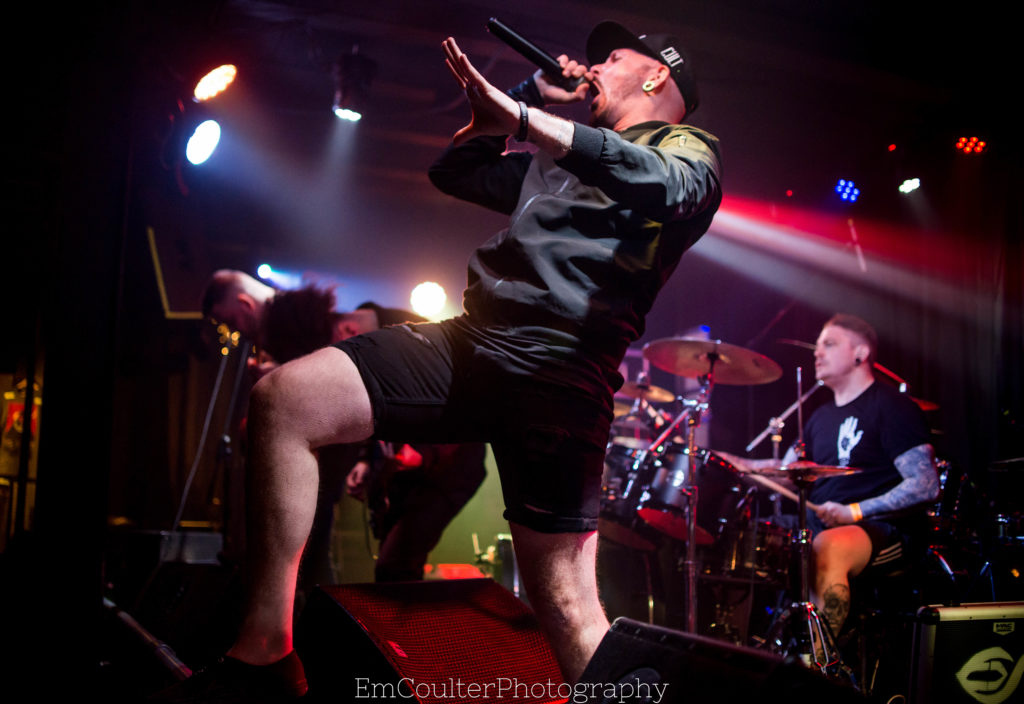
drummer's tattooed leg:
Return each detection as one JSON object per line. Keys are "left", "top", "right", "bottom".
{"left": 821, "top": 583, "right": 850, "bottom": 635}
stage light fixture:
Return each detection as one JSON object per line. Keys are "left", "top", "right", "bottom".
{"left": 411, "top": 281, "right": 446, "bottom": 318}
{"left": 185, "top": 119, "right": 221, "bottom": 165}
{"left": 835, "top": 179, "right": 860, "bottom": 203}
{"left": 256, "top": 264, "right": 301, "bottom": 290}
{"left": 332, "top": 46, "right": 377, "bottom": 122}
{"left": 955, "top": 136, "right": 987, "bottom": 154}
{"left": 899, "top": 178, "right": 921, "bottom": 194}
{"left": 194, "top": 64, "right": 237, "bottom": 102}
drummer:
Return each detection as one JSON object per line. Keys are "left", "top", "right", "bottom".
{"left": 718, "top": 314, "right": 940, "bottom": 637}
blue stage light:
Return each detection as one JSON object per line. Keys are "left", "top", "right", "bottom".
{"left": 835, "top": 179, "right": 860, "bottom": 203}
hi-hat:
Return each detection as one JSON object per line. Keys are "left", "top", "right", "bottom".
{"left": 643, "top": 338, "right": 782, "bottom": 385}
{"left": 750, "top": 460, "right": 861, "bottom": 480}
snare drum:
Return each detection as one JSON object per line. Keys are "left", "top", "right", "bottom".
{"left": 714, "top": 519, "right": 793, "bottom": 584}
{"left": 636, "top": 446, "right": 746, "bottom": 545}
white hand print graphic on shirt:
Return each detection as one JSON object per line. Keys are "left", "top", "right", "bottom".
{"left": 836, "top": 416, "right": 864, "bottom": 467}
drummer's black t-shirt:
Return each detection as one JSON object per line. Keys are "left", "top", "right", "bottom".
{"left": 804, "top": 381, "right": 930, "bottom": 506}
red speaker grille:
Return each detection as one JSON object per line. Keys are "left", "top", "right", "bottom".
{"left": 319, "top": 579, "right": 567, "bottom": 704}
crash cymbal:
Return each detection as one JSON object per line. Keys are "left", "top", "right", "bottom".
{"left": 615, "top": 381, "right": 675, "bottom": 403}
{"left": 613, "top": 401, "right": 633, "bottom": 417}
{"left": 642, "top": 338, "right": 783, "bottom": 385}
{"left": 776, "top": 338, "right": 816, "bottom": 351}
{"left": 911, "top": 396, "right": 939, "bottom": 411}
{"left": 751, "top": 460, "right": 861, "bottom": 480}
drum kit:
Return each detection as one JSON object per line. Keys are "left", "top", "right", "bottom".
{"left": 598, "top": 336, "right": 869, "bottom": 676}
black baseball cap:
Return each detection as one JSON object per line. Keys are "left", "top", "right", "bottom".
{"left": 586, "top": 20, "right": 699, "bottom": 114}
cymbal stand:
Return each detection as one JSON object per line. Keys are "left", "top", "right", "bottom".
{"left": 794, "top": 367, "right": 806, "bottom": 461}
{"left": 768, "top": 369, "right": 846, "bottom": 678}
{"left": 744, "top": 380, "right": 825, "bottom": 453}
{"left": 639, "top": 358, "right": 716, "bottom": 633}
{"left": 770, "top": 472, "right": 846, "bottom": 676}
{"left": 681, "top": 371, "right": 712, "bottom": 634}
{"left": 768, "top": 417, "right": 785, "bottom": 519}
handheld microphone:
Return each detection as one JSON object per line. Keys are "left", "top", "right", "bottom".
{"left": 486, "top": 17, "right": 584, "bottom": 91}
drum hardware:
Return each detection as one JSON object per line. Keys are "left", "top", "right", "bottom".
{"left": 612, "top": 401, "right": 632, "bottom": 418}
{"left": 757, "top": 461, "right": 860, "bottom": 676}
{"left": 602, "top": 367, "right": 689, "bottom": 551}
{"left": 750, "top": 366, "right": 858, "bottom": 677}
{"left": 636, "top": 445, "right": 745, "bottom": 545}
{"left": 642, "top": 337, "right": 783, "bottom": 386}
{"left": 871, "top": 360, "right": 940, "bottom": 411}
{"left": 615, "top": 380, "right": 675, "bottom": 404}
{"left": 745, "top": 380, "right": 825, "bottom": 454}
{"left": 776, "top": 338, "right": 939, "bottom": 412}
{"left": 638, "top": 338, "right": 784, "bottom": 634}
{"left": 600, "top": 339, "right": 786, "bottom": 634}
{"left": 714, "top": 517, "right": 793, "bottom": 585}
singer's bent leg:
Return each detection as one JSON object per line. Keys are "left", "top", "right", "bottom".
{"left": 228, "top": 346, "right": 374, "bottom": 664}
{"left": 509, "top": 523, "right": 609, "bottom": 683}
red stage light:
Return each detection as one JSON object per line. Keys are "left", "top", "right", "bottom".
{"left": 956, "top": 136, "right": 987, "bottom": 154}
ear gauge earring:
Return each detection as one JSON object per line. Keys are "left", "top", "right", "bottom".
{"left": 642, "top": 80, "right": 656, "bottom": 93}
{"left": 855, "top": 357, "right": 862, "bottom": 366}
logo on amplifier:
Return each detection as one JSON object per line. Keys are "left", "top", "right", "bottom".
{"left": 994, "top": 621, "right": 1016, "bottom": 635}
{"left": 956, "top": 647, "right": 1024, "bottom": 704}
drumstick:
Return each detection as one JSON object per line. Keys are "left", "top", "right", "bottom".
{"left": 746, "top": 473, "right": 820, "bottom": 512}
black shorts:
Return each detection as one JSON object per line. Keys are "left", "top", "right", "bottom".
{"left": 333, "top": 318, "right": 613, "bottom": 534}
{"left": 804, "top": 511, "right": 920, "bottom": 572}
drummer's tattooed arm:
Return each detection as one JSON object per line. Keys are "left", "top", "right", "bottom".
{"left": 858, "top": 443, "right": 940, "bottom": 518}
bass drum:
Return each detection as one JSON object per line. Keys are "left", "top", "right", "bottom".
{"left": 599, "top": 436, "right": 660, "bottom": 552}
{"left": 636, "top": 446, "right": 746, "bottom": 545}
{"left": 714, "top": 519, "right": 793, "bottom": 585}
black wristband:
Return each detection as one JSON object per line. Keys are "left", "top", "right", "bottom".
{"left": 515, "top": 101, "right": 529, "bottom": 142}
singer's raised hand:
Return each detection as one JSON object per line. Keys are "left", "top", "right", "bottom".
{"left": 442, "top": 37, "right": 519, "bottom": 145}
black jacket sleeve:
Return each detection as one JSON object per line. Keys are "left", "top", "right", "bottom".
{"left": 426, "top": 78, "right": 544, "bottom": 215}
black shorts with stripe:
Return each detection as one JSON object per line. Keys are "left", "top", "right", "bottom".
{"left": 805, "top": 511, "right": 927, "bottom": 573}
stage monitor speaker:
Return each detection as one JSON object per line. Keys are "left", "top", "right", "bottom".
{"left": 295, "top": 578, "right": 564, "bottom": 703}
{"left": 910, "top": 601, "right": 1024, "bottom": 704}
{"left": 577, "top": 618, "right": 862, "bottom": 704}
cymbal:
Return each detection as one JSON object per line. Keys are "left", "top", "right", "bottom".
{"left": 642, "top": 338, "right": 783, "bottom": 385}
{"left": 776, "top": 338, "right": 816, "bottom": 351}
{"left": 609, "top": 413, "right": 654, "bottom": 438}
{"left": 615, "top": 381, "right": 675, "bottom": 403}
{"left": 751, "top": 460, "right": 861, "bottom": 480}
{"left": 911, "top": 396, "right": 939, "bottom": 411}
